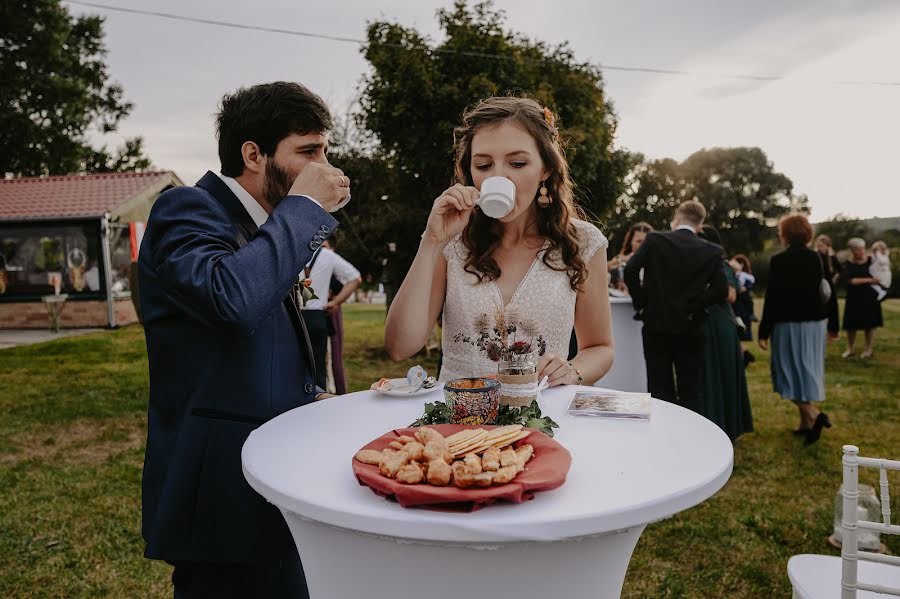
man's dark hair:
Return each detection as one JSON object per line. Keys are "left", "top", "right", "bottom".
{"left": 216, "top": 82, "right": 332, "bottom": 176}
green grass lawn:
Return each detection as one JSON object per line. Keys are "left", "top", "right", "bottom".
{"left": 1, "top": 301, "right": 897, "bottom": 598}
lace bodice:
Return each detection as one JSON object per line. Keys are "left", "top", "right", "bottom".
{"left": 439, "top": 220, "right": 608, "bottom": 381}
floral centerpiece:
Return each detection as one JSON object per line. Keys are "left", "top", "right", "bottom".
{"left": 453, "top": 307, "right": 546, "bottom": 407}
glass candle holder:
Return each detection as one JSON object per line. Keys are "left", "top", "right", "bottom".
{"left": 443, "top": 378, "right": 500, "bottom": 425}
{"left": 832, "top": 483, "right": 883, "bottom": 550}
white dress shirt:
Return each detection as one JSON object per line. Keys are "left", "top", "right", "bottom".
{"left": 215, "top": 173, "right": 324, "bottom": 228}
{"left": 676, "top": 224, "right": 697, "bottom": 233}
{"left": 302, "top": 248, "right": 361, "bottom": 311}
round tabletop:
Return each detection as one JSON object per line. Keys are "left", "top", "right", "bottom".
{"left": 242, "top": 385, "right": 733, "bottom": 544}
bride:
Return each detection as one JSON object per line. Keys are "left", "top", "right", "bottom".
{"left": 384, "top": 96, "right": 614, "bottom": 387}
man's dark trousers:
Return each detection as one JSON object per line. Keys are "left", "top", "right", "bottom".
{"left": 302, "top": 309, "right": 329, "bottom": 390}
{"left": 641, "top": 328, "right": 704, "bottom": 414}
{"left": 171, "top": 555, "right": 307, "bottom": 599}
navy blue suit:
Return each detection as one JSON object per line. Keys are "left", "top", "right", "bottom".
{"left": 139, "top": 171, "right": 337, "bottom": 567}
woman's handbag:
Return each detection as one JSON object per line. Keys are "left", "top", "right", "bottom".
{"left": 817, "top": 254, "right": 832, "bottom": 304}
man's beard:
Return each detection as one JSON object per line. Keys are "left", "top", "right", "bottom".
{"left": 262, "top": 158, "right": 293, "bottom": 209}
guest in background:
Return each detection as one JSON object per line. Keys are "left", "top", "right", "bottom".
{"left": 869, "top": 240, "right": 892, "bottom": 301}
{"left": 698, "top": 226, "right": 753, "bottom": 442}
{"left": 322, "top": 237, "right": 358, "bottom": 395}
{"left": 357, "top": 273, "right": 376, "bottom": 303}
{"left": 728, "top": 254, "right": 755, "bottom": 341}
{"left": 608, "top": 221, "right": 653, "bottom": 293}
{"left": 625, "top": 201, "right": 727, "bottom": 413}
{"left": 758, "top": 214, "right": 830, "bottom": 445}
{"left": 842, "top": 238, "right": 883, "bottom": 358}
{"left": 814, "top": 234, "right": 843, "bottom": 340}
{"left": 301, "top": 238, "right": 362, "bottom": 390}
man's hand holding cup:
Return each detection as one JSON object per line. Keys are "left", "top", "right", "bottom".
{"left": 289, "top": 161, "right": 351, "bottom": 213}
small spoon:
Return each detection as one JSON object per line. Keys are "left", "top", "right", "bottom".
{"left": 409, "top": 376, "right": 437, "bottom": 393}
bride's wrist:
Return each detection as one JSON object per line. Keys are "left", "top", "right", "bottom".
{"left": 420, "top": 231, "right": 447, "bottom": 250}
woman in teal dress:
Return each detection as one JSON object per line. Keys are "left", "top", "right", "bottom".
{"left": 698, "top": 226, "right": 754, "bottom": 441}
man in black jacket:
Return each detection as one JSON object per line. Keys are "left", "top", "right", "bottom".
{"left": 624, "top": 200, "right": 727, "bottom": 412}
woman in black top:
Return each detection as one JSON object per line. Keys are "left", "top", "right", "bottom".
{"left": 842, "top": 237, "right": 883, "bottom": 358}
{"left": 759, "top": 215, "right": 830, "bottom": 445}
{"left": 814, "top": 234, "right": 843, "bottom": 340}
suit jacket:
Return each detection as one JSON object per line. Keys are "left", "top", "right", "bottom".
{"left": 623, "top": 229, "right": 727, "bottom": 334}
{"left": 139, "top": 171, "right": 338, "bottom": 563}
{"left": 758, "top": 244, "right": 828, "bottom": 340}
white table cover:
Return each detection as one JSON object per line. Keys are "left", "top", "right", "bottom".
{"left": 597, "top": 296, "right": 647, "bottom": 392}
{"left": 243, "top": 386, "right": 732, "bottom": 598}
{"left": 243, "top": 385, "right": 731, "bottom": 543}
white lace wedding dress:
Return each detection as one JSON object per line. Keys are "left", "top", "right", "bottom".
{"left": 439, "top": 220, "right": 608, "bottom": 381}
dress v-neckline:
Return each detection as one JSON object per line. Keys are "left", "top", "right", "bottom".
{"left": 490, "top": 242, "right": 548, "bottom": 309}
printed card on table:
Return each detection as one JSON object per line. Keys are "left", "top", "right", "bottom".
{"left": 567, "top": 390, "right": 652, "bottom": 420}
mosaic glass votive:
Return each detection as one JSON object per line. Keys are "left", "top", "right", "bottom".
{"left": 443, "top": 378, "right": 501, "bottom": 425}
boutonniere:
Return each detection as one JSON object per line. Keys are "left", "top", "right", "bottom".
{"left": 297, "top": 277, "right": 318, "bottom": 306}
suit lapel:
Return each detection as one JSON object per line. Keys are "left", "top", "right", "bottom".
{"left": 197, "top": 171, "right": 258, "bottom": 239}
{"left": 197, "top": 171, "right": 317, "bottom": 380}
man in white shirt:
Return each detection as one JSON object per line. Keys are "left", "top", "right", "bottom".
{"left": 301, "top": 238, "right": 361, "bottom": 389}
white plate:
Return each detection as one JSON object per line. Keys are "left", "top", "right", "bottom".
{"left": 376, "top": 378, "right": 443, "bottom": 398}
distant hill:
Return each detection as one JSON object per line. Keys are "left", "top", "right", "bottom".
{"left": 812, "top": 216, "right": 900, "bottom": 233}
{"left": 863, "top": 216, "right": 900, "bottom": 233}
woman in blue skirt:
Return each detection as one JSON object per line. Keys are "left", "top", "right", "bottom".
{"left": 758, "top": 214, "right": 830, "bottom": 445}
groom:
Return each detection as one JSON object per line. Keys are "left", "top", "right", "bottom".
{"left": 139, "top": 82, "right": 350, "bottom": 598}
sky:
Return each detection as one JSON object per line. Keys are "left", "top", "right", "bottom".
{"left": 66, "top": 0, "right": 900, "bottom": 220}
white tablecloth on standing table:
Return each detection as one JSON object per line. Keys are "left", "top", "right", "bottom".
{"left": 242, "top": 385, "right": 732, "bottom": 599}
{"left": 597, "top": 296, "right": 647, "bottom": 392}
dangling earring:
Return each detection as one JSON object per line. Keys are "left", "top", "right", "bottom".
{"left": 537, "top": 181, "right": 552, "bottom": 207}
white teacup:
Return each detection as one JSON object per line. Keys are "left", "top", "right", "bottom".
{"left": 477, "top": 176, "right": 516, "bottom": 219}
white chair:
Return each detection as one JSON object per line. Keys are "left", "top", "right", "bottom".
{"left": 788, "top": 445, "right": 900, "bottom": 598}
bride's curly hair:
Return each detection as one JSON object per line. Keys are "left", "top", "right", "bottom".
{"left": 452, "top": 96, "right": 587, "bottom": 291}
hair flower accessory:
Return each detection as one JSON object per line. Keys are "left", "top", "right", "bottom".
{"left": 542, "top": 106, "right": 556, "bottom": 126}
{"left": 542, "top": 106, "right": 559, "bottom": 139}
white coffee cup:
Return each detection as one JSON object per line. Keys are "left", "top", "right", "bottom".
{"left": 477, "top": 176, "right": 516, "bottom": 219}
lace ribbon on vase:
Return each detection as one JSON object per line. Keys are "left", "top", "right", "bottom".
{"left": 500, "top": 376, "right": 549, "bottom": 400}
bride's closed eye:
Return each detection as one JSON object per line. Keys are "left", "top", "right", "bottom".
{"left": 473, "top": 161, "right": 528, "bottom": 171}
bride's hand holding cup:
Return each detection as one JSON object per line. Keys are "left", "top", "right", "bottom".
{"left": 422, "top": 184, "right": 479, "bottom": 246}
{"left": 423, "top": 177, "right": 517, "bottom": 246}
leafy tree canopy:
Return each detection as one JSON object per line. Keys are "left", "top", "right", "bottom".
{"left": 353, "top": 0, "right": 632, "bottom": 283}
{"left": 605, "top": 147, "right": 807, "bottom": 255}
{"left": 0, "top": 0, "right": 150, "bottom": 176}
{"left": 815, "top": 213, "right": 873, "bottom": 251}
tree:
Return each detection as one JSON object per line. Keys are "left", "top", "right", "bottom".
{"left": 0, "top": 0, "right": 150, "bottom": 176}
{"left": 681, "top": 147, "right": 806, "bottom": 255}
{"left": 605, "top": 147, "right": 806, "bottom": 256}
{"left": 357, "top": 1, "right": 631, "bottom": 286}
{"left": 602, "top": 156, "right": 684, "bottom": 252}
{"left": 815, "top": 214, "right": 872, "bottom": 251}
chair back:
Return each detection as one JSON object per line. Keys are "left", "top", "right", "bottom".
{"left": 841, "top": 445, "right": 900, "bottom": 598}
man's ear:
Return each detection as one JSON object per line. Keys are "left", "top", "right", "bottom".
{"left": 241, "top": 141, "right": 264, "bottom": 175}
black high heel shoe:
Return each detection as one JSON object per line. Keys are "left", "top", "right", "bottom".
{"left": 804, "top": 413, "right": 832, "bottom": 445}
